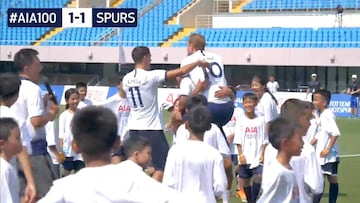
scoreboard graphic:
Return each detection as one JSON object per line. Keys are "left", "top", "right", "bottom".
{"left": 7, "top": 8, "right": 137, "bottom": 28}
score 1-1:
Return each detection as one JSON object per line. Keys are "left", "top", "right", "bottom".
{"left": 62, "top": 8, "right": 92, "bottom": 28}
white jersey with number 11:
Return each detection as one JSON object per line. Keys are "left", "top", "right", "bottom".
{"left": 123, "top": 68, "right": 166, "bottom": 130}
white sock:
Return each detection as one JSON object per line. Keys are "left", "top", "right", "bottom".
{"left": 222, "top": 190, "right": 230, "bottom": 203}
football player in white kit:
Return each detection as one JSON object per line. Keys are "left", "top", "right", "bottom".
{"left": 123, "top": 46, "right": 209, "bottom": 182}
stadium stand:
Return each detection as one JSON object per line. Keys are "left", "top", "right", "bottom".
{"left": 1, "top": 0, "right": 359, "bottom": 48}
{"left": 242, "top": 0, "right": 359, "bottom": 11}
{"left": 0, "top": 0, "right": 70, "bottom": 45}
{"left": 174, "top": 27, "right": 360, "bottom": 48}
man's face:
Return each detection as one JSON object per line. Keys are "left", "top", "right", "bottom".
{"left": 27, "top": 57, "right": 43, "bottom": 83}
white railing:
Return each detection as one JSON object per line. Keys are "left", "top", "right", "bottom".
{"left": 213, "top": 0, "right": 360, "bottom": 13}
{"left": 196, "top": 15, "right": 213, "bottom": 28}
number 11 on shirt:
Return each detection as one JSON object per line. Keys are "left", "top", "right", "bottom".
{"left": 129, "top": 87, "right": 144, "bottom": 108}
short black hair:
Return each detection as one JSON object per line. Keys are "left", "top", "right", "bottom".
{"left": 268, "top": 117, "right": 298, "bottom": 150}
{"left": 131, "top": 46, "right": 150, "bottom": 64}
{"left": 0, "top": 73, "right": 21, "bottom": 100}
{"left": 75, "top": 82, "right": 87, "bottom": 89}
{"left": 314, "top": 89, "right": 331, "bottom": 105}
{"left": 71, "top": 106, "right": 118, "bottom": 156}
{"left": 188, "top": 105, "right": 212, "bottom": 135}
{"left": 13, "top": 48, "right": 39, "bottom": 72}
{"left": 280, "top": 99, "right": 312, "bottom": 124}
{"left": 123, "top": 135, "right": 151, "bottom": 159}
{"left": 242, "top": 92, "right": 258, "bottom": 102}
{"left": 0, "top": 117, "right": 19, "bottom": 141}
{"left": 185, "top": 94, "right": 208, "bottom": 110}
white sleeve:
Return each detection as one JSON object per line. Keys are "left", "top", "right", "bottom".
{"left": 178, "top": 78, "right": 193, "bottom": 96}
{"left": 263, "top": 94, "right": 277, "bottom": 123}
{"left": 0, "top": 168, "right": 13, "bottom": 203}
{"left": 174, "top": 125, "right": 189, "bottom": 144}
{"left": 213, "top": 155, "right": 227, "bottom": 198}
{"left": 233, "top": 118, "right": 243, "bottom": 145}
{"left": 28, "top": 88, "right": 45, "bottom": 118}
{"left": 214, "top": 125, "right": 230, "bottom": 156}
{"left": 275, "top": 82, "right": 279, "bottom": 89}
{"left": 304, "top": 150, "right": 324, "bottom": 195}
{"left": 45, "top": 121, "right": 56, "bottom": 146}
{"left": 260, "top": 118, "right": 268, "bottom": 145}
{"left": 37, "top": 184, "right": 64, "bottom": 203}
{"left": 162, "top": 147, "right": 176, "bottom": 189}
{"left": 325, "top": 112, "right": 340, "bottom": 136}
{"left": 58, "top": 113, "right": 66, "bottom": 139}
{"left": 151, "top": 70, "right": 166, "bottom": 83}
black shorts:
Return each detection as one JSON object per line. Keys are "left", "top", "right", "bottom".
{"left": 237, "top": 164, "right": 263, "bottom": 179}
{"left": 129, "top": 130, "right": 169, "bottom": 171}
{"left": 62, "top": 157, "right": 85, "bottom": 172}
{"left": 322, "top": 161, "right": 339, "bottom": 176}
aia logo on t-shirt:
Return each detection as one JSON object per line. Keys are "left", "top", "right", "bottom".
{"left": 245, "top": 126, "right": 257, "bottom": 133}
{"left": 118, "top": 105, "right": 131, "bottom": 112}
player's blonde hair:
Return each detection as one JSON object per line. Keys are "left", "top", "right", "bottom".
{"left": 188, "top": 33, "right": 206, "bottom": 51}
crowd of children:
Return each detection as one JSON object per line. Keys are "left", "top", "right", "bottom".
{"left": 0, "top": 46, "right": 342, "bottom": 203}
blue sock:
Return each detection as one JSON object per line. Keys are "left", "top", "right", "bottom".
{"left": 251, "top": 182, "right": 261, "bottom": 202}
{"left": 329, "top": 183, "right": 339, "bottom": 203}
{"left": 244, "top": 186, "right": 252, "bottom": 203}
{"left": 313, "top": 193, "right": 323, "bottom": 203}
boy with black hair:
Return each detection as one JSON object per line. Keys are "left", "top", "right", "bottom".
{"left": 163, "top": 105, "right": 227, "bottom": 203}
{"left": 310, "top": 89, "right": 341, "bottom": 203}
{"left": 234, "top": 92, "right": 267, "bottom": 203}
{"left": 175, "top": 94, "right": 232, "bottom": 202}
{"left": 38, "top": 106, "right": 121, "bottom": 202}
{"left": 258, "top": 117, "right": 303, "bottom": 202}
{"left": 280, "top": 99, "right": 324, "bottom": 203}
{"left": 75, "top": 81, "right": 93, "bottom": 108}
{"left": 0, "top": 118, "right": 23, "bottom": 203}
{"left": 123, "top": 135, "right": 152, "bottom": 170}
{"left": 0, "top": 72, "right": 36, "bottom": 202}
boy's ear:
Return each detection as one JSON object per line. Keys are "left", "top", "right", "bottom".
{"left": 185, "top": 121, "right": 189, "bottom": 130}
{"left": 72, "top": 140, "right": 81, "bottom": 153}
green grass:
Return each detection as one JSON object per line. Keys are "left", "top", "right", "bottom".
{"left": 162, "top": 112, "right": 360, "bottom": 203}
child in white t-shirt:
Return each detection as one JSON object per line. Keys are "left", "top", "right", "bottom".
{"left": 59, "top": 88, "right": 84, "bottom": 176}
{"left": 234, "top": 93, "right": 267, "bottom": 203}
{"left": 75, "top": 82, "right": 93, "bottom": 109}
{"left": 258, "top": 117, "right": 303, "bottom": 203}
{"left": 163, "top": 105, "right": 227, "bottom": 203}
{"left": 0, "top": 118, "right": 23, "bottom": 203}
{"left": 223, "top": 106, "right": 246, "bottom": 201}
{"left": 310, "top": 90, "right": 341, "bottom": 203}
{"left": 279, "top": 99, "right": 324, "bottom": 203}
{"left": 101, "top": 76, "right": 131, "bottom": 164}
{"left": 45, "top": 121, "right": 64, "bottom": 179}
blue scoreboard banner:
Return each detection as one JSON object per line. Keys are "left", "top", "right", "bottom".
{"left": 7, "top": 8, "right": 137, "bottom": 28}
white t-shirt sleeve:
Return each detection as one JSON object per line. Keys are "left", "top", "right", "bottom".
{"left": 150, "top": 70, "right": 166, "bottom": 83}
{"left": 262, "top": 93, "right": 278, "bottom": 123}
{"left": 212, "top": 155, "right": 227, "bottom": 198}
{"left": 260, "top": 117, "right": 268, "bottom": 145}
{"left": 233, "top": 117, "right": 243, "bottom": 145}
{"left": 213, "top": 125, "right": 230, "bottom": 156}
{"left": 275, "top": 81, "right": 279, "bottom": 89}
{"left": 45, "top": 121, "right": 56, "bottom": 146}
{"left": 304, "top": 150, "right": 324, "bottom": 195}
{"left": 162, "top": 146, "right": 176, "bottom": 188}
{"left": 58, "top": 113, "right": 66, "bottom": 139}
{"left": 179, "top": 77, "right": 193, "bottom": 96}
{"left": 28, "top": 88, "right": 45, "bottom": 118}
{"left": 324, "top": 111, "right": 340, "bottom": 137}
{"left": 37, "top": 184, "right": 64, "bottom": 203}
{"left": 174, "top": 124, "right": 189, "bottom": 144}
